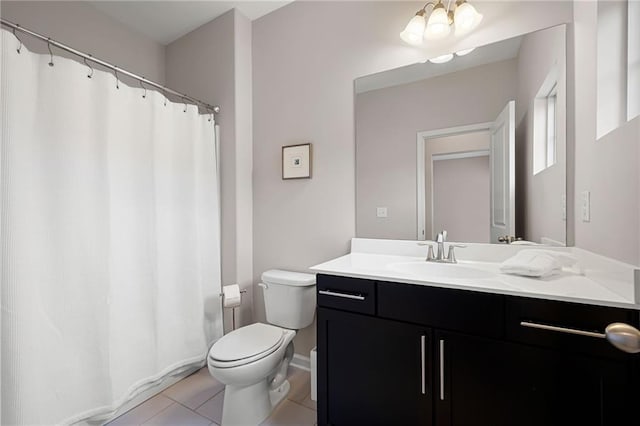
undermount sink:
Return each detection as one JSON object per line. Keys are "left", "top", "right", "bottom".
{"left": 388, "top": 261, "right": 496, "bottom": 282}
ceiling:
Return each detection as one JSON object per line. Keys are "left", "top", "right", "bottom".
{"left": 89, "top": 1, "right": 293, "bottom": 45}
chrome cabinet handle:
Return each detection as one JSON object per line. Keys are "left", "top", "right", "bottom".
{"left": 439, "top": 339, "right": 445, "bottom": 401}
{"left": 605, "top": 323, "right": 640, "bottom": 353}
{"left": 318, "top": 289, "right": 365, "bottom": 301}
{"left": 520, "top": 321, "right": 640, "bottom": 354}
{"left": 420, "top": 335, "right": 426, "bottom": 395}
{"left": 520, "top": 321, "right": 605, "bottom": 338}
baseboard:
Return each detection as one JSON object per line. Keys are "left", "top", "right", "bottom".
{"left": 290, "top": 353, "right": 311, "bottom": 371}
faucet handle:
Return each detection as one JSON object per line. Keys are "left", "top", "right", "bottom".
{"left": 426, "top": 244, "right": 436, "bottom": 261}
{"left": 446, "top": 244, "right": 466, "bottom": 263}
{"left": 418, "top": 242, "right": 436, "bottom": 261}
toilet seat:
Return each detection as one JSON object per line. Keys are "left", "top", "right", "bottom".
{"left": 209, "top": 323, "right": 285, "bottom": 368}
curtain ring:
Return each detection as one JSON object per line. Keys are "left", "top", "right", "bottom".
{"left": 47, "top": 38, "right": 54, "bottom": 67}
{"left": 114, "top": 68, "right": 120, "bottom": 90}
{"left": 139, "top": 79, "right": 147, "bottom": 99}
{"left": 183, "top": 97, "right": 187, "bottom": 113}
{"left": 83, "top": 56, "right": 94, "bottom": 79}
{"left": 207, "top": 107, "right": 213, "bottom": 122}
{"left": 12, "top": 26, "right": 23, "bottom": 54}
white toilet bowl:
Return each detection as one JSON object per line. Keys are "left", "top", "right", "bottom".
{"left": 208, "top": 270, "right": 316, "bottom": 426}
{"left": 208, "top": 323, "right": 297, "bottom": 426}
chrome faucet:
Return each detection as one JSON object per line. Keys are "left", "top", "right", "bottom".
{"left": 423, "top": 230, "right": 465, "bottom": 263}
{"left": 435, "top": 230, "right": 447, "bottom": 261}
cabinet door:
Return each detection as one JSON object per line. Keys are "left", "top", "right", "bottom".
{"left": 435, "top": 331, "right": 636, "bottom": 426}
{"left": 318, "top": 307, "right": 433, "bottom": 426}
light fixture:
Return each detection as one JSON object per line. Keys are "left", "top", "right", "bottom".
{"left": 400, "top": 0, "right": 482, "bottom": 46}
{"left": 424, "top": 2, "right": 451, "bottom": 40}
{"left": 429, "top": 53, "right": 454, "bottom": 64}
{"left": 400, "top": 10, "right": 427, "bottom": 46}
{"left": 454, "top": 0, "right": 483, "bottom": 36}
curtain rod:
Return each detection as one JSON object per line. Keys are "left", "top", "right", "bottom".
{"left": 1, "top": 18, "right": 221, "bottom": 115}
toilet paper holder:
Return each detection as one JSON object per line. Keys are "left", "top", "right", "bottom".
{"left": 218, "top": 289, "right": 247, "bottom": 297}
{"left": 219, "top": 288, "right": 247, "bottom": 331}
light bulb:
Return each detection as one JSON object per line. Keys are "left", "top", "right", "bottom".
{"left": 425, "top": 4, "right": 451, "bottom": 40}
{"left": 400, "top": 12, "right": 426, "bottom": 46}
{"left": 429, "top": 53, "right": 454, "bottom": 64}
{"left": 454, "top": 1, "right": 483, "bottom": 36}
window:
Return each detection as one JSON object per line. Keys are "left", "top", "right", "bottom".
{"left": 596, "top": 0, "right": 639, "bottom": 138}
{"left": 533, "top": 70, "right": 557, "bottom": 175}
{"left": 628, "top": 0, "right": 640, "bottom": 120}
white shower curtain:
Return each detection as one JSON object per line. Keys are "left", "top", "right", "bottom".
{"left": 0, "top": 29, "right": 223, "bottom": 425}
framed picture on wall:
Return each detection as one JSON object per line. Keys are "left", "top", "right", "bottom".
{"left": 282, "top": 143, "right": 312, "bottom": 179}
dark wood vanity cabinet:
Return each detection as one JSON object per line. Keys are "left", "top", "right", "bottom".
{"left": 316, "top": 274, "right": 640, "bottom": 426}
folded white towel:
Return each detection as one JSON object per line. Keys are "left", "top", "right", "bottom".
{"left": 500, "top": 250, "right": 577, "bottom": 278}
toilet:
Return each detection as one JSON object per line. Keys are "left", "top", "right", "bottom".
{"left": 208, "top": 270, "right": 316, "bottom": 426}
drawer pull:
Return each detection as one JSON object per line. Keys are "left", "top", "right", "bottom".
{"left": 520, "top": 321, "right": 605, "bottom": 339}
{"left": 439, "top": 339, "right": 445, "bottom": 401}
{"left": 521, "top": 321, "right": 640, "bottom": 354}
{"left": 318, "top": 289, "right": 366, "bottom": 301}
{"left": 420, "top": 335, "right": 426, "bottom": 395}
{"left": 605, "top": 323, "right": 640, "bottom": 354}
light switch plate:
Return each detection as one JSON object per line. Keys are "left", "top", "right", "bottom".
{"left": 376, "top": 207, "right": 388, "bottom": 218}
{"left": 581, "top": 191, "right": 590, "bottom": 222}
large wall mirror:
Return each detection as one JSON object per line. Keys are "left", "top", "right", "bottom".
{"left": 355, "top": 24, "right": 568, "bottom": 245}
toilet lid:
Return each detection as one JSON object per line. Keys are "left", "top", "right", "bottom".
{"left": 209, "top": 323, "right": 284, "bottom": 362}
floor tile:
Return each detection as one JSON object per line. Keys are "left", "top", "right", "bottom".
{"left": 106, "top": 394, "right": 174, "bottom": 426}
{"left": 260, "top": 399, "right": 317, "bottom": 426}
{"left": 286, "top": 367, "right": 311, "bottom": 403}
{"left": 142, "top": 402, "right": 212, "bottom": 426}
{"left": 195, "top": 390, "right": 225, "bottom": 424}
{"left": 298, "top": 393, "right": 317, "bottom": 411}
{"left": 162, "top": 367, "right": 224, "bottom": 410}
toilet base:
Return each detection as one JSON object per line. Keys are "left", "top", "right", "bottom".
{"left": 221, "top": 378, "right": 291, "bottom": 426}
{"left": 269, "top": 379, "right": 290, "bottom": 408}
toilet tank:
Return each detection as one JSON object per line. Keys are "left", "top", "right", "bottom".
{"left": 261, "top": 269, "right": 316, "bottom": 329}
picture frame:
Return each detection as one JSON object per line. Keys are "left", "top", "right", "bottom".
{"left": 282, "top": 143, "right": 312, "bottom": 180}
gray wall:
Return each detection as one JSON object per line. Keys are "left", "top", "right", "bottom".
{"left": 0, "top": 1, "right": 165, "bottom": 84}
{"left": 166, "top": 9, "right": 254, "bottom": 330}
{"left": 355, "top": 59, "right": 517, "bottom": 240}
{"left": 253, "top": 0, "right": 573, "bottom": 356}
{"left": 515, "top": 25, "right": 567, "bottom": 245}
{"left": 573, "top": 1, "right": 640, "bottom": 265}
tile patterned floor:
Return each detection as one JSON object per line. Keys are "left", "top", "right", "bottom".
{"left": 106, "top": 366, "right": 317, "bottom": 426}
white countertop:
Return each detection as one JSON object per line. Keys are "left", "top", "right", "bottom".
{"left": 309, "top": 239, "right": 640, "bottom": 310}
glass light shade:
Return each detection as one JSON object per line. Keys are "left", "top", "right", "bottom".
{"left": 400, "top": 13, "right": 426, "bottom": 46}
{"left": 455, "top": 47, "right": 476, "bottom": 56}
{"left": 429, "top": 53, "right": 454, "bottom": 64}
{"left": 454, "top": 2, "right": 483, "bottom": 36}
{"left": 425, "top": 5, "right": 451, "bottom": 40}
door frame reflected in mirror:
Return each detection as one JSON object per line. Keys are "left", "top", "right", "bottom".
{"left": 417, "top": 121, "right": 493, "bottom": 241}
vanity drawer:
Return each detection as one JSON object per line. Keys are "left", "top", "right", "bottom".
{"left": 317, "top": 274, "right": 376, "bottom": 315}
{"left": 506, "top": 297, "right": 639, "bottom": 359}
{"left": 377, "top": 281, "right": 504, "bottom": 338}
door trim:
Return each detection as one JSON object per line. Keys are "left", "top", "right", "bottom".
{"left": 416, "top": 122, "right": 493, "bottom": 241}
